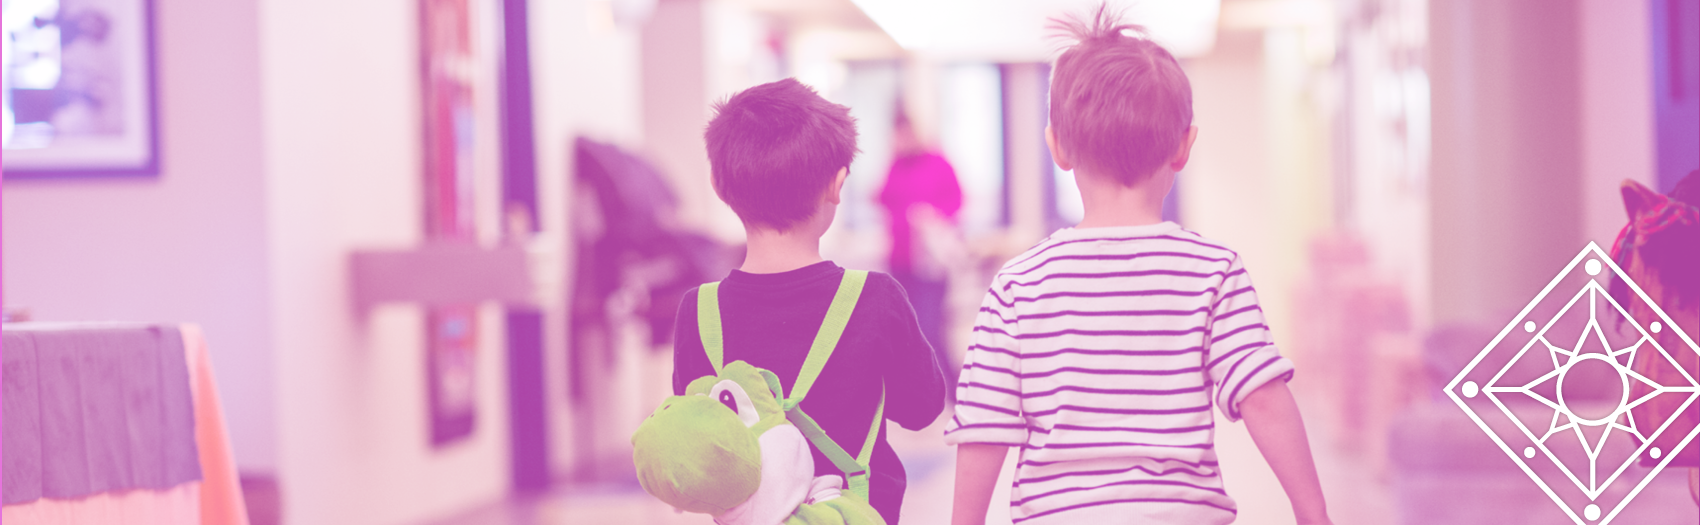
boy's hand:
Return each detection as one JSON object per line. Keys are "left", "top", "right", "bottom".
{"left": 951, "top": 443, "right": 1009, "bottom": 525}
{"left": 1241, "top": 380, "right": 1332, "bottom": 525}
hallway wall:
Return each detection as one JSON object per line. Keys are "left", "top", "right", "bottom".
{"left": 1, "top": 0, "right": 278, "bottom": 473}
{"left": 1430, "top": 0, "right": 1666, "bottom": 328}
{"left": 529, "top": 0, "right": 647, "bottom": 482}
{"left": 1429, "top": 0, "right": 1584, "bottom": 327}
{"left": 257, "top": 0, "right": 517, "bottom": 523}
{"left": 1579, "top": 0, "right": 1659, "bottom": 248}
{"left": 4, "top": 1, "right": 664, "bottom": 521}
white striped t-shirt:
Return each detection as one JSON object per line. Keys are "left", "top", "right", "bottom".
{"left": 943, "top": 222, "right": 1295, "bottom": 524}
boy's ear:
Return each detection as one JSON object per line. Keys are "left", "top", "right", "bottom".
{"left": 1621, "top": 179, "right": 1659, "bottom": 219}
{"left": 825, "top": 167, "right": 849, "bottom": 205}
{"left": 1167, "top": 126, "right": 1199, "bottom": 173}
{"left": 1046, "top": 125, "right": 1073, "bottom": 171}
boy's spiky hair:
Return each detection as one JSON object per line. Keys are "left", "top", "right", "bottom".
{"left": 1048, "top": 4, "right": 1193, "bottom": 185}
{"left": 704, "top": 78, "right": 859, "bottom": 231}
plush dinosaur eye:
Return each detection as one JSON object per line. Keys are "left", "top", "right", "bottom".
{"left": 708, "top": 380, "right": 760, "bottom": 428}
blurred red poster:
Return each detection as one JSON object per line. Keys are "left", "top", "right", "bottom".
{"left": 420, "top": 0, "right": 479, "bottom": 447}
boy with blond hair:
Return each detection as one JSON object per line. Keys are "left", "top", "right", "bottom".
{"left": 946, "top": 8, "right": 1332, "bottom": 525}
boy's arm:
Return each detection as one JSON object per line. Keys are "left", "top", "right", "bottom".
{"left": 879, "top": 274, "right": 948, "bottom": 429}
{"left": 1240, "top": 379, "right": 1331, "bottom": 525}
{"left": 951, "top": 443, "right": 1008, "bottom": 525}
{"left": 945, "top": 283, "right": 1027, "bottom": 523}
{"left": 671, "top": 287, "right": 713, "bottom": 395}
{"left": 1202, "top": 257, "right": 1322, "bottom": 522}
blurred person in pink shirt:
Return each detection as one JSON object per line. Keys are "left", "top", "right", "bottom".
{"left": 879, "top": 109, "right": 964, "bottom": 376}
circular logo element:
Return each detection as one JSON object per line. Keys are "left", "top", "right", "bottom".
{"left": 1554, "top": 354, "right": 1628, "bottom": 424}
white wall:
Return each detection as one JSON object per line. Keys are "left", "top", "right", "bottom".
{"left": 1429, "top": 0, "right": 1584, "bottom": 326}
{"left": 527, "top": 0, "right": 646, "bottom": 480}
{"left": 4, "top": 0, "right": 667, "bottom": 522}
{"left": 257, "top": 0, "right": 511, "bottom": 523}
{"left": 641, "top": 0, "right": 724, "bottom": 238}
{"left": 1579, "top": 0, "right": 1657, "bottom": 248}
{"left": 1180, "top": 30, "right": 1276, "bottom": 292}
{"left": 0, "top": 0, "right": 278, "bottom": 473}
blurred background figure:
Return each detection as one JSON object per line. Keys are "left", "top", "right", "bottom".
{"left": 1611, "top": 172, "right": 1700, "bottom": 503}
{"left": 878, "top": 108, "right": 963, "bottom": 376}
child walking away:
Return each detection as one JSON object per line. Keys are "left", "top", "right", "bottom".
{"left": 945, "top": 6, "right": 1332, "bottom": 525}
{"left": 665, "top": 78, "right": 947, "bottom": 524}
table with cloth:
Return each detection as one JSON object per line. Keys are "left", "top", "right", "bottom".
{"left": 2, "top": 323, "right": 249, "bottom": 525}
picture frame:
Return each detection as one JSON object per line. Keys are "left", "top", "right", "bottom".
{"left": 420, "top": 0, "right": 493, "bottom": 448}
{"left": 3, "top": 0, "right": 160, "bottom": 178}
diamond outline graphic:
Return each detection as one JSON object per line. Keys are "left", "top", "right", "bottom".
{"left": 1482, "top": 281, "right": 1689, "bottom": 499}
{"left": 1445, "top": 242, "right": 1700, "bottom": 524}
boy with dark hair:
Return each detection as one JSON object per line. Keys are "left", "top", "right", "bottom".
{"left": 674, "top": 78, "right": 948, "bottom": 523}
{"left": 946, "top": 7, "right": 1332, "bottom": 525}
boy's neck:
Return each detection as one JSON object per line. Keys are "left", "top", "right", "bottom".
{"left": 740, "top": 223, "right": 826, "bottom": 274}
{"left": 1073, "top": 167, "right": 1173, "bottom": 229}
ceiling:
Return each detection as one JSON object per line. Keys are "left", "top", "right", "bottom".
{"left": 718, "top": 0, "right": 1249, "bottom": 63}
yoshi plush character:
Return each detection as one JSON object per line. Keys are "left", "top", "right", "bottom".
{"left": 631, "top": 360, "right": 887, "bottom": 525}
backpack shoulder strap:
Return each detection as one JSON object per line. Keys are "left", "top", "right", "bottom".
{"left": 699, "top": 269, "right": 866, "bottom": 378}
{"left": 784, "top": 269, "right": 868, "bottom": 410}
{"left": 697, "top": 281, "right": 725, "bottom": 374}
{"left": 700, "top": 269, "right": 885, "bottom": 500}
{"left": 847, "top": 386, "right": 885, "bottom": 498}
{"left": 784, "top": 269, "right": 887, "bottom": 500}
{"left": 785, "top": 384, "right": 884, "bottom": 500}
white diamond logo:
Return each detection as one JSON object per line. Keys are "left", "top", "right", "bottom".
{"left": 1445, "top": 242, "right": 1700, "bottom": 524}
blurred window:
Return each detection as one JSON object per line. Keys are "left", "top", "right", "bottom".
{"left": 940, "top": 63, "right": 1008, "bottom": 235}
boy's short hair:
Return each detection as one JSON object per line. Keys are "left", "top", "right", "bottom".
{"left": 705, "top": 78, "right": 859, "bottom": 231}
{"left": 1049, "top": 5, "right": 1193, "bottom": 185}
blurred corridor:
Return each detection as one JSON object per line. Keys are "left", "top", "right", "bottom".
{"left": 4, "top": 0, "right": 1698, "bottom": 524}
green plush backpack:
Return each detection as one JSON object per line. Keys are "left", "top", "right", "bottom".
{"left": 631, "top": 270, "right": 887, "bottom": 524}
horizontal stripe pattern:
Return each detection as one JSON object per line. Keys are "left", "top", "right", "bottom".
{"left": 944, "top": 223, "right": 1293, "bottom": 524}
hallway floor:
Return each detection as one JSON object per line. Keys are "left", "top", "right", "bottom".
{"left": 420, "top": 395, "right": 1402, "bottom": 525}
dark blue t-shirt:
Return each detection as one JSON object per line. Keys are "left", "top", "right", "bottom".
{"left": 673, "top": 261, "right": 947, "bottom": 524}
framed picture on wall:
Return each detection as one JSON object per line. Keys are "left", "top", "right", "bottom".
{"left": 420, "top": 0, "right": 492, "bottom": 448}
{"left": 3, "top": 0, "right": 160, "bottom": 178}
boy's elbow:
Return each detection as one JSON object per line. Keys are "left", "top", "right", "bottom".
{"left": 892, "top": 382, "right": 948, "bottom": 431}
{"left": 890, "top": 401, "right": 939, "bottom": 430}
{"left": 1238, "top": 378, "right": 1293, "bottom": 419}
{"left": 896, "top": 413, "right": 941, "bottom": 431}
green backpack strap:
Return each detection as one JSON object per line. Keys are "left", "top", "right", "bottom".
{"left": 698, "top": 281, "right": 725, "bottom": 374}
{"left": 785, "top": 270, "right": 868, "bottom": 410}
{"left": 699, "top": 269, "right": 886, "bottom": 500}
{"left": 786, "top": 270, "right": 883, "bottom": 500}
{"left": 785, "top": 384, "right": 883, "bottom": 499}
